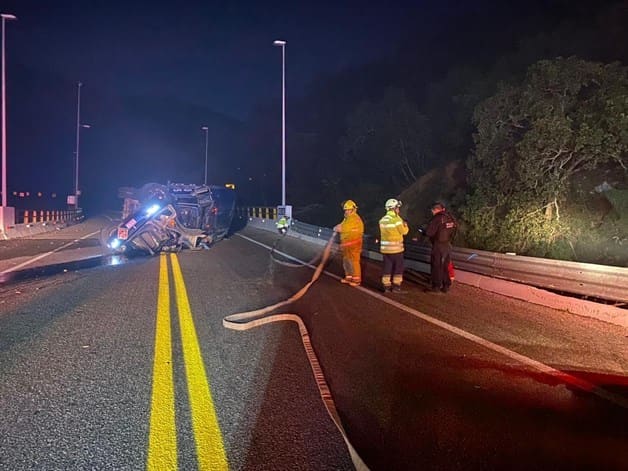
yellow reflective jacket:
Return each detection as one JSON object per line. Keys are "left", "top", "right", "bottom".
{"left": 379, "top": 210, "right": 408, "bottom": 254}
{"left": 276, "top": 216, "right": 289, "bottom": 229}
{"left": 339, "top": 212, "right": 364, "bottom": 247}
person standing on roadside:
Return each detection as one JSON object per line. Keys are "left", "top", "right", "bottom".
{"left": 276, "top": 215, "right": 289, "bottom": 235}
{"left": 379, "top": 198, "right": 409, "bottom": 293}
{"left": 425, "top": 202, "right": 457, "bottom": 293}
{"left": 333, "top": 200, "right": 364, "bottom": 287}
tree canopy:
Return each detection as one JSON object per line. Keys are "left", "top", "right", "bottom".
{"left": 463, "top": 57, "right": 628, "bottom": 256}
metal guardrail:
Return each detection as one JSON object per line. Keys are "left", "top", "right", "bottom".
{"left": 248, "top": 216, "right": 628, "bottom": 305}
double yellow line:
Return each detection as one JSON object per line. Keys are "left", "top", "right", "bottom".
{"left": 147, "top": 254, "right": 228, "bottom": 470}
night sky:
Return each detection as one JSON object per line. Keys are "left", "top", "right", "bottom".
{"left": 1, "top": 0, "right": 430, "bottom": 210}
{"left": 0, "top": 0, "right": 616, "bottom": 212}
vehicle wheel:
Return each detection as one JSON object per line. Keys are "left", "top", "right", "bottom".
{"left": 99, "top": 224, "right": 119, "bottom": 252}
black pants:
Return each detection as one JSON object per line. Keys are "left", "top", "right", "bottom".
{"left": 430, "top": 242, "right": 452, "bottom": 289}
{"left": 382, "top": 252, "right": 405, "bottom": 287}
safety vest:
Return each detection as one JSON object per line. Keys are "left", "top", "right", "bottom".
{"left": 339, "top": 212, "right": 364, "bottom": 247}
{"left": 276, "top": 217, "right": 289, "bottom": 229}
{"left": 379, "top": 210, "right": 408, "bottom": 254}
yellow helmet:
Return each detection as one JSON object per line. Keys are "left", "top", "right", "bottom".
{"left": 385, "top": 198, "right": 402, "bottom": 210}
{"left": 342, "top": 200, "right": 358, "bottom": 210}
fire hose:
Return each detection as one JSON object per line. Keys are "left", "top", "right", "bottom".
{"left": 223, "top": 232, "right": 369, "bottom": 471}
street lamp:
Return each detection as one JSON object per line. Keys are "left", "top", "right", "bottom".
{"left": 1, "top": 12, "right": 17, "bottom": 227}
{"left": 74, "top": 81, "right": 90, "bottom": 210}
{"left": 273, "top": 39, "right": 286, "bottom": 207}
{"left": 201, "top": 125, "right": 208, "bottom": 186}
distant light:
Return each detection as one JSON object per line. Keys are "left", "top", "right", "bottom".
{"left": 109, "top": 239, "right": 121, "bottom": 249}
{"left": 225, "top": 183, "right": 235, "bottom": 189}
{"left": 273, "top": 40, "right": 286, "bottom": 46}
{"left": 201, "top": 126, "right": 208, "bottom": 131}
{"left": 52, "top": 193, "right": 57, "bottom": 198}
{"left": 1, "top": 14, "right": 17, "bottom": 20}
{"left": 145, "top": 204, "right": 160, "bottom": 216}
{"left": 37, "top": 192, "right": 42, "bottom": 197}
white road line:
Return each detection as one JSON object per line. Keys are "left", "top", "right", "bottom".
{"left": 0, "top": 230, "right": 101, "bottom": 274}
{"left": 237, "top": 233, "right": 628, "bottom": 409}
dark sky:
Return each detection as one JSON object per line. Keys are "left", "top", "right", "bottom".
{"left": 2, "top": 0, "right": 605, "bottom": 211}
{"left": 2, "top": 0, "right": 432, "bottom": 119}
{"left": 0, "top": 0, "right": 461, "bottom": 209}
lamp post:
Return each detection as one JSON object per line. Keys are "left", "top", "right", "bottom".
{"left": 273, "top": 39, "right": 286, "bottom": 207}
{"left": 1, "top": 12, "right": 17, "bottom": 217}
{"left": 74, "top": 82, "right": 90, "bottom": 210}
{"left": 201, "top": 125, "right": 208, "bottom": 185}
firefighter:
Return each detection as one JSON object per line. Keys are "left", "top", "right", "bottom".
{"left": 425, "top": 202, "right": 457, "bottom": 293}
{"left": 379, "top": 198, "right": 409, "bottom": 292}
{"left": 333, "top": 200, "right": 364, "bottom": 287}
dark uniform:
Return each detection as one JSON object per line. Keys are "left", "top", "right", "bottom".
{"left": 425, "top": 206, "right": 457, "bottom": 292}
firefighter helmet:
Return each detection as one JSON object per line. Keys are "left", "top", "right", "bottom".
{"left": 385, "top": 198, "right": 402, "bottom": 210}
{"left": 342, "top": 200, "right": 358, "bottom": 210}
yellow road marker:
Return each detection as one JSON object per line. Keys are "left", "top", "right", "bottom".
{"left": 170, "top": 254, "right": 229, "bottom": 470}
{"left": 147, "top": 255, "right": 177, "bottom": 470}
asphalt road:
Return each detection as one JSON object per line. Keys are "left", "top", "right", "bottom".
{"left": 0, "top": 223, "right": 626, "bottom": 470}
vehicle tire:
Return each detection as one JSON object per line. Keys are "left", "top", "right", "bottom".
{"left": 99, "top": 224, "right": 119, "bottom": 252}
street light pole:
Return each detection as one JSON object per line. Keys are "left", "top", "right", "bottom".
{"left": 201, "top": 125, "right": 208, "bottom": 186}
{"left": 74, "top": 82, "right": 90, "bottom": 211}
{"left": 74, "top": 82, "right": 82, "bottom": 210}
{"left": 1, "top": 13, "right": 17, "bottom": 210}
{"left": 273, "top": 39, "right": 286, "bottom": 207}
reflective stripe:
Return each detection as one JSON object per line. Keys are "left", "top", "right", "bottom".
{"left": 381, "top": 241, "right": 404, "bottom": 250}
{"left": 340, "top": 238, "right": 362, "bottom": 248}
{"left": 380, "top": 242, "right": 404, "bottom": 254}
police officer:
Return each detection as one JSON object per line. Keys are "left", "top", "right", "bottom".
{"left": 425, "top": 202, "right": 457, "bottom": 293}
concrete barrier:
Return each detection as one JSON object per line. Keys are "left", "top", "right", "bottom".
{"left": 1, "top": 221, "right": 70, "bottom": 240}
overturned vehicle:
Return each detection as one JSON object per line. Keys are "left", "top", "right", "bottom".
{"left": 101, "top": 182, "right": 236, "bottom": 255}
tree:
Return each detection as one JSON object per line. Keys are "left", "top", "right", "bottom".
{"left": 464, "top": 57, "right": 628, "bottom": 256}
{"left": 341, "top": 88, "right": 433, "bottom": 190}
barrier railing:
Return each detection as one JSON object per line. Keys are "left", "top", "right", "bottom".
{"left": 16, "top": 209, "right": 81, "bottom": 224}
{"left": 244, "top": 215, "right": 628, "bottom": 305}
{"left": 237, "top": 207, "right": 278, "bottom": 220}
